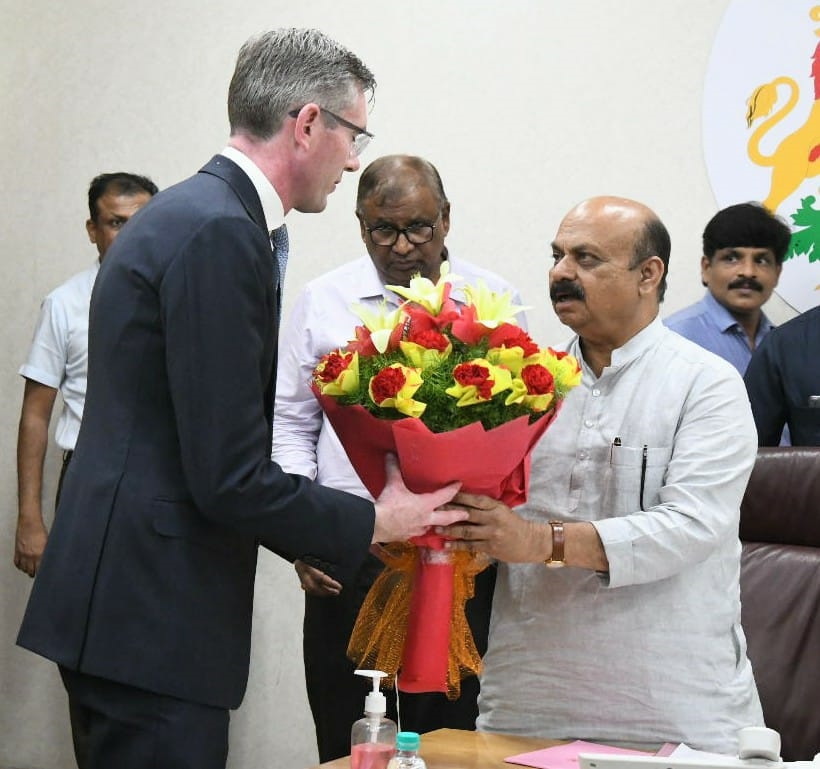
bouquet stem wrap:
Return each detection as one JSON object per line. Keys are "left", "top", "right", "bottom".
{"left": 315, "top": 388, "right": 562, "bottom": 697}
{"left": 347, "top": 534, "right": 490, "bottom": 698}
{"left": 400, "top": 540, "right": 454, "bottom": 694}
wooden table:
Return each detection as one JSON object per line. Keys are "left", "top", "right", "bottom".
{"left": 308, "top": 728, "right": 562, "bottom": 768}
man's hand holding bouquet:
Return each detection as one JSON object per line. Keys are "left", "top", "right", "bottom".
{"left": 311, "top": 264, "right": 580, "bottom": 697}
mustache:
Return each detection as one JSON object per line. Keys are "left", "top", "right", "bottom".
{"left": 728, "top": 277, "right": 764, "bottom": 292}
{"left": 550, "top": 280, "right": 585, "bottom": 302}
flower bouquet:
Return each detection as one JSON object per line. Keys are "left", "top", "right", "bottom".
{"left": 311, "top": 264, "right": 580, "bottom": 697}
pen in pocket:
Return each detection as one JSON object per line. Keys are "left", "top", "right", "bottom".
{"left": 610, "top": 436, "right": 621, "bottom": 464}
{"left": 639, "top": 444, "right": 648, "bottom": 511}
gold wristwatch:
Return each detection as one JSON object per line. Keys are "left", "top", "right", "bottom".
{"left": 544, "top": 520, "right": 566, "bottom": 568}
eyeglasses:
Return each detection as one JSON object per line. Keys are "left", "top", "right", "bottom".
{"left": 288, "top": 106, "right": 374, "bottom": 157}
{"left": 365, "top": 222, "right": 438, "bottom": 247}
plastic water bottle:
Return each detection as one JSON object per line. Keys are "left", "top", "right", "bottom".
{"left": 386, "top": 732, "right": 426, "bottom": 769}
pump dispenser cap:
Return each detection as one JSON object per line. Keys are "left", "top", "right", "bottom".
{"left": 354, "top": 669, "right": 387, "bottom": 715}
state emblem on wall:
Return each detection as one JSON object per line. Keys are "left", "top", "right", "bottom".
{"left": 704, "top": 1, "right": 820, "bottom": 311}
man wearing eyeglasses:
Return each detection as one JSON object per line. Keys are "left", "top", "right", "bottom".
{"left": 17, "top": 32, "right": 465, "bottom": 769}
{"left": 272, "top": 153, "right": 525, "bottom": 763}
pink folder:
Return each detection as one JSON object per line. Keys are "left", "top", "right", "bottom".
{"left": 506, "top": 740, "right": 677, "bottom": 769}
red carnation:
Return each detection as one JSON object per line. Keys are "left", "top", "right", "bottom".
{"left": 521, "top": 364, "right": 555, "bottom": 394}
{"left": 452, "top": 362, "right": 494, "bottom": 400}
{"left": 318, "top": 351, "right": 353, "bottom": 382}
{"left": 409, "top": 327, "right": 450, "bottom": 351}
{"left": 488, "top": 324, "right": 540, "bottom": 357}
{"left": 370, "top": 366, "right": 407, "bottom": 404}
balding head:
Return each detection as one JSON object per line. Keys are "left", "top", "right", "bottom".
{"left": 355, "top": 155, "right": 451, "bottom": 286}
{"left": 565, "top": 196, "right": 653, "bottom": 225}
{"left": 549, "top": 195, "right": 670, "bottom": 357}
{"left": 356, "top": 154, "right": 448, "bottom": 213}
{"left": 561, "top": 196, "right": 670, "bottom": 301}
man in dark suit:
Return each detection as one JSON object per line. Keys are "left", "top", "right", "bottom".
{"left": 17, "top": 29, "right": 463, "bottom": 769}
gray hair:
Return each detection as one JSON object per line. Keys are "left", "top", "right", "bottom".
{"left": 356, "top": 155, "right": 448, "bottom": 213}
{"left": 228, "top": 28, "right": 376, "bottom": 140}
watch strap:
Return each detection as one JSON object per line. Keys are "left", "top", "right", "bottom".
{"left": 545, "top": 520, "right": 565, "bottom": 568}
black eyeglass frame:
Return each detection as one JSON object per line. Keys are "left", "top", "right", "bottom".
{"left": 364, "top": 222, "right": 439, "bottom": 248}
{"left": 287, "top": 105, "right": 374, "bottom": 156}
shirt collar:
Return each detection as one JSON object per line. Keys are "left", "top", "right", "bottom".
{"left": 700, "top": 290, "right": 773, "bottom": 335}
{"left": 608, "top": 315, "right": 666, "bottom": 368}
{"left": 220, "top": 146, "right": 285, "bottom": 232}
{"left": 572, "top": 315, "right": 665, "bottom": 378}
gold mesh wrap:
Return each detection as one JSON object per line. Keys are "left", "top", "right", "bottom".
{"left": 346, "top": 543, "right": 490, "bottom": 700}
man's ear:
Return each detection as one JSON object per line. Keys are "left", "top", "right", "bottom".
{"left": 291, "top": 103, "right": 322, "bottom": 150}
{"left": 638, "top": 255, "right": 665, "bottom": 295}
{"left": 440, "top": 202, "right": 451, "bottom": 237}
{"left": 700, "top": 254, "right": 711, "bottom": 288}
{"left": 356, "top": 211, "right": 367, "bottom": 242}
{"left": 86, "top": 218, "right": 97, "bottom": 245}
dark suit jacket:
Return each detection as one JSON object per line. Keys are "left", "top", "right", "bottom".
{"left": 18, "top": 156, "right": 375, "bottom": 709}
{"left": 744, "top": 304, "right": 820, "bottom": 446}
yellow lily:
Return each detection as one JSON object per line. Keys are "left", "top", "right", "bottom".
{"left": 351, "top": 301, "right": 403, "bottom": 353}
{"left": 385, "top": 261, "right": 461, "bottom": 315}
{"left": 464, "top": 280, "right": 530, "bottom": 329}
{"left": 400, "top": 339, "right": 453, "bottom": 370}
{"left": 541, "top": 349, "right": 583, "bottom": 394}
{"left": 486, "top": 345, "right": 526, "bottom": 377}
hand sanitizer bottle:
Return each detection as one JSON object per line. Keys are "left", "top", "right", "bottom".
{"left": 350, "top": 669, "right": 397, "bottom": 769}
{"left": 386, "top": 732, "right": 427, "bottom": 769}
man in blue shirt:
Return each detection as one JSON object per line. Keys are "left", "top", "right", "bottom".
{"left": 665, "top": 202, "right": 790, "bottom": 375}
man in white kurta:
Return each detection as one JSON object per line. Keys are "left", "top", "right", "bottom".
{"left": 441, "top": 196, "right": 762, "bottom": 754}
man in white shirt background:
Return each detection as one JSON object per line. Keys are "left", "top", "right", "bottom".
{"left": 273, "top": 154, "right": 525, "bottom": 763}
{"left": 13, "top": 171, "right": 157, "bottom": 577}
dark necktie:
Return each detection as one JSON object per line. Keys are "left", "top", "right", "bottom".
{"left": 270, "top": 224, "right": 289, "bottom": 322}
{"left": 270, "top": 224, "right": 289, "bottom": 290}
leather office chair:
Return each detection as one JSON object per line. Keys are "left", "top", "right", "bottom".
{"left": 739, "top": 447, "right": 820, "bottom": 761}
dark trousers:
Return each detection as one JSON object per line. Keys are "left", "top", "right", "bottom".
{"left": 59, "top": 666, "right": 230, "bottom": 769}
{"left": 304, "top": 554, "right": 496, "bottom": 763}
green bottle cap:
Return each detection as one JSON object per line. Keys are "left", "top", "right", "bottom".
{"left": 396, "top": 732, "right": 420, "bottom": 751}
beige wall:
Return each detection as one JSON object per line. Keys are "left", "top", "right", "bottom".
{"left": 0, "top": 1, "right": 795, "bottom": 767}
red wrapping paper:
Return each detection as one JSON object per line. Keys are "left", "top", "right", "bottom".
{"left": 314, "top": 388, "right": 560, "bottom": 506}
{"left": 314, "top": 386, "right": 562, "bottom": 694}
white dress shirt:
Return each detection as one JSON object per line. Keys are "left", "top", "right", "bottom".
{"left": 272, "top": 255, "right": 524, "bottom": 497}
{"left": 220, "top": 146, "right": 285, "bottom": 232}
{"left": 19, "top": 263, "right": 99, "bottom": 451}
{"left": 477, "top": 317, "right": 763, "bottom": 753}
